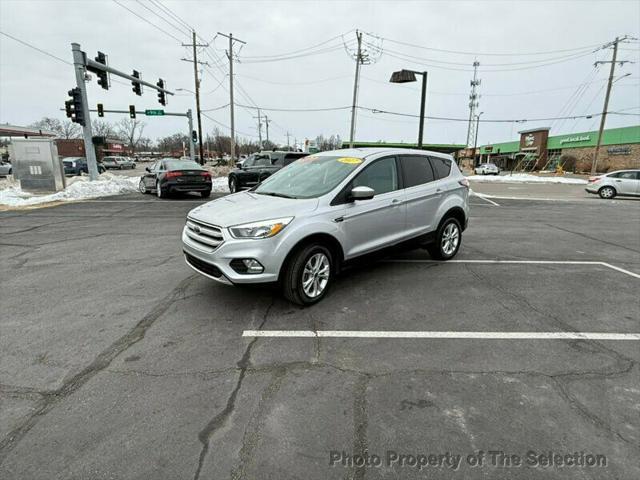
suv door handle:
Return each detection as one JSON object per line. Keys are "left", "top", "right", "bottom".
{"left": 391, "top": 198, "right": 402, "bottom": 204}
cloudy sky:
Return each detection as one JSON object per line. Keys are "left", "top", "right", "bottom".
{"left": 1, "top": 0, "right": 639, "bottom": 148}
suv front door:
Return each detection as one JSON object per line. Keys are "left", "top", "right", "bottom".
{"left": 340, "top": 156, "right": 406, "bottom": 258}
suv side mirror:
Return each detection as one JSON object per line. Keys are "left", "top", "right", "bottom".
{"left": 350, "top": 186, "right": 375, "bottom": 201}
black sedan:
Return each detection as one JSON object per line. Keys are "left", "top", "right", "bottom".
{"left": 139, "top": 159, "right": 212, "bottom": 198}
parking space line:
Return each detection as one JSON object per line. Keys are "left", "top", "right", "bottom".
{"left": 470, "top": 190, "right": 500, "bottom": 206}
{"left": 243, "top": 330, "right": 640, "bottom": 340}
{"left": 387, "top": 259, "right": 640, "bottom": 279}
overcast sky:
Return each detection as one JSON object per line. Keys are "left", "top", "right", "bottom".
{"left": 1, "top": 0, "right": 639, "bottom": 148}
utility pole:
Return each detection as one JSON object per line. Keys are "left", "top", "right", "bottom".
{"left": 466, "top": 60, "right": 481, "bottom": 149}
{"left": 253, "top": 108, "right": 263, "bottom": 149}
{"left": 264, "top": 115, "right": 271, "bottom": 145}
{"left": 181, "top": 31, "right": 209, "bottom": 165}
{"left": 591, "top": 36, "right": 635, "bottom": 174}
{"left": 285, "top": 131, "right": 291, "bottom": 150}
{"left": 349, "top": 30, "right": 364, "bottom": 148}
{"left": 218, "top": 32, "right": 246, "bottom": 163}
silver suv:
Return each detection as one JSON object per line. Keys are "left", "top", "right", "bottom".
{"left": 182, "top": 148, "right": 470, "bottom": 305}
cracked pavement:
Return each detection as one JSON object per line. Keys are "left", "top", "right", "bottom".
{"left": 0, "top": 192, "right": 638, "bottom": 479}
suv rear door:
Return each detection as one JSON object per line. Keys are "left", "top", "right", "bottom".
{"left": 399, "top": 154, "right": 440, "bottom": 237}
{"left": 340, "top": 156, "right": 407, "bottom": 258}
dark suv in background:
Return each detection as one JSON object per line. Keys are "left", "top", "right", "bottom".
{"left": 227, "top": 150, "right": 308, "bottom": 192}
{"left": 63, "top": 157, "right": 106, "bottom": 176}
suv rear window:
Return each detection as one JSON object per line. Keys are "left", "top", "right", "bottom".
{"left": 429, "top": 157, "right": 452, "bottom": 179}
{"left": 400, "top": 155, "right": 434, "bottom": 187}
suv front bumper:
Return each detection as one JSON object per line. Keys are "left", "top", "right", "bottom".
{"left": 182, "top": 226, "right": 285, "bottom": 284}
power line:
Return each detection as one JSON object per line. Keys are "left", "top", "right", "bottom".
{"left": 134, "top": 0, "right": 191, "bottom": 38}
{"left": 0, "top": 30, "right": 72, "bottom": 65}
{"left": 201, "top": 112, "right": 258, "bottom": 138}
{"left": 236, "top": 73, "right": 352, "bottom": 86}
{"left": 238, "top": 31, "right": 354, "bottom": 59}
{"left": 150, "top": 0, "right": 194, "bottom": 32}
{"left": 236, "top": 104, "right": 352, "bottom": 112}
{"left": 112, "top": 0, "right": 183, "bottom": 43}
{"left": 366, "top": 32, "right": 604, "bottom": 57}
{"left": 238, "top": 43, "right": 355, "bottom": 63}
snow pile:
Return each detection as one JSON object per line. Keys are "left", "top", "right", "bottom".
{"left": 467, "top": 173, "right": 587, "bottom": 185}
{"left": 0, "top": 173, "right": 140, "bottom": 207}
{"left": 211, "top": 176, "right": 229, "bottom": 192}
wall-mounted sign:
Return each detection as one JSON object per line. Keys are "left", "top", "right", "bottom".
{"left": 607, "top": 146, "right": 631, "bottom": 155}
{"left": 485, "top": 146, "right": 493, "bottom": 152}
{"left": 524, "top": 134, "right": 535, "bottom": 147}
{"left": 559, "top": 135, "right": 590, "bottom": 145}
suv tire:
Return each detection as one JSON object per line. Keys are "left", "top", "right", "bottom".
{"left": 229, "top": 176, "right": 237, "bottom": 193}
{"left": 156, "top": 181, "right": 166, "bottom": 199}
{"left": 282, "top": 243, "right": 333, "bottom": 306}
{"left": 201, "top": 189, "right": 212, "bottom": 198}
{"left": 427, "top": 217, "right": 462, "bottom": 260}
{"left": 598, "top": 186, "right": 616, "bottom": 199}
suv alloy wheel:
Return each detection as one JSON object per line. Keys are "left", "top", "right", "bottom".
{"left": 427, "top": 217, "right": 462, "bottom": 260}
{"left": 282, "top": 243, "right": 333, "bottom": 305}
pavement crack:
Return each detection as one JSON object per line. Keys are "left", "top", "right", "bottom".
{"left": 545, "top": 222, "right": 640, "bottom": 254}
{"left": 352, "top": 375, "right": 370, "bottom": 480}
{"left": 193, "top": 298, "right": 275, "bottom": 480}
{"left": 231, "top": 368, "right": 287, "bottom": 480}
{"left": 0, "top": 274, "right": 197, "bottom": 464}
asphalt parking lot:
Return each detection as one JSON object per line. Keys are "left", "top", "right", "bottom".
{"left": 1, "top": 189, "right": 639, "bottom": 479}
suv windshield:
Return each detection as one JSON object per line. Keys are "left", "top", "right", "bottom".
{"left": 254, "top": 155, "right": 363, "bottom": 199}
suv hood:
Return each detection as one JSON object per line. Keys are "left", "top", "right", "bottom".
{"left": 187, "top": 191, "right": 319, "bottom": 228}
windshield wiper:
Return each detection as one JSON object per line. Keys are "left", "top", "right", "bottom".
{"left": 256, "top": 191, "right": 298, "bottom": 199}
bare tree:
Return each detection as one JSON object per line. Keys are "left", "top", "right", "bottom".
{"left": 92, "top": 120, "right": 116, "bottom": 138}
{"left": 59, "top": 120, "right": 81, "bottom": 139}
{"left": 115, "top": 118, "right": 146, "bottom": 154}
{"left": 30, "top": 117, "right": 81, "bottom": 139}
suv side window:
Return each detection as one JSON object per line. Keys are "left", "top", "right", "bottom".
{"left": 352, "top": 156, "right": 398, "bottom": 195}
{"left": 429, "top": 156, "right": 452, "bottom": 180}
{"left": 272, "top": 154, "right": 284, "bottom": 166}
{"left": 254, "top": 155, "right": 271, "bottom": 167}
{"left": 400, "top": 155, "right": 434, "bottom": 187}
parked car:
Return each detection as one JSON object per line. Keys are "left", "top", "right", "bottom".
{"left": 227, "top": 151, "right": 308, "bottom": 192}
{"left": 139, "top": 158, "right": 212, "bottom": 198}
{"left": 63, "top": 157, "right": 106, "bottom": 176}
{"left": 586, "top": 169, "right": 640, "bottom": 199}
{"left": 0, "top": 161, "right": 12, "bottom": 177}
{"left": 102, "top": 156, "right": 136, "bottom": 169}
{"left": 183, "top": 148, "right": 470, "bottom": 305}
{"left": 474, "top": 162, "right": 500, "bottom": 175}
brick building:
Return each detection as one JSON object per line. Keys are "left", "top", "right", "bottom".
{"left": 465, "top": 125, "right": 639, "bottom": 173}
{"left": 55, "top": 137, "right": 128, "bottom": 160}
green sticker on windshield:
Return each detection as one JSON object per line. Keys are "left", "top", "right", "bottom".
{"left": 337, "top": 157, "right": 362, "bottom": 164}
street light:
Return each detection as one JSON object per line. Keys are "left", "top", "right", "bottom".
{"left": 390, "top": 69, "right": 428, "bottom": 148}
{"left": 472, "top": 111, "right": 484, "bottom": 167}
{"left": 176, "top": 88, "right": 195, "bottom": 95}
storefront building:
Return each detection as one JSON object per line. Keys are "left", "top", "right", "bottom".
{"left": 466, "top": 125, "right": 639, "bottom": 173}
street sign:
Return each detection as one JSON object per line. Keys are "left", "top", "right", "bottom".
{"left": 145, "top": 109, "right": 165, "bottom": 116}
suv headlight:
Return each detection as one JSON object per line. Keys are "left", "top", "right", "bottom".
{"left": 228, "top": 217, "right": 293, "bottom": 239}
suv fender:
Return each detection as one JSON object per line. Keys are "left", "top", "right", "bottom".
{"left": 435, "top": 200, "right": 468, "bottom": 232}
{"left": 277, "top": 230, "right": 345, "bottom": 281}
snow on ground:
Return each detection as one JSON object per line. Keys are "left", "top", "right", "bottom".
{"left": 0, "top": 173, "right": 231, "bottom": 207}
{"left": 467, "top": 173, "right": 587, "bottom": 185}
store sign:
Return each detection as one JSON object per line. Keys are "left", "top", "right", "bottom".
{"left": 485, "top": 146, "right": 493, "bottom": 152}
{"left": 607, "top": 146, "right": 631, "bottom": 155}
{"left": 559, "top": 135, "right": 590, "bottom": 145}
{"left": 524, "top": 134, "right": 535, "bottom": 147}
{"left": 110, "top": 144, "right": 124, "bottom": 151}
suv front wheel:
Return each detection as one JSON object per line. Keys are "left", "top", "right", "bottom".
{"left": 282, "top": 244, "right": 333, "bottom": 305}
{"left": 427, "top": 217, "right": 462, "bottom": 260}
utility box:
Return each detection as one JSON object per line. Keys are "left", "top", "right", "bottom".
{"left": 9, "top": 138, "right": 66, "bottom": 193}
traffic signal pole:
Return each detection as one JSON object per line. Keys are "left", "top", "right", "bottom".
{"left": 69, "top": 42, "right": 174, "bottom": 180}
{"left": 72, "top": 43, "right": 99, "bottom": 180}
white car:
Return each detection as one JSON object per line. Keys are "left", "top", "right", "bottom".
{"left": 585, "top": 169, "right": 640, "bottom": 199}
{"left": 474, "top": 163, "right": 500, "bottom": 175}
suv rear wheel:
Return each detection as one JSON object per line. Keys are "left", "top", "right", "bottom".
{"left": 427, "top": 217, "right": 462, "bottom": 260}
{"left": 282, "top": 243, "right": 333, "bottom": 305}
{"left": 229, "top": 176, "right": 237, "bottom": 193}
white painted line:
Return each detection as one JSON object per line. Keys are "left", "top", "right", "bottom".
{"left": 385, "top": 259, "right": 640, "bottom": 279}
{"left": 243, "top": 330, "right": 640, "bottom": 340}
{"left": 470, "top": 190, "right": 500, "bottom": 206}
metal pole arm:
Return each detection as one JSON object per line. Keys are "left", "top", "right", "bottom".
{"left": 85, "top": 58, "right": 174, "bottom": 96}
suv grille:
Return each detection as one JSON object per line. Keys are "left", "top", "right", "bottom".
{"left": 185, "top": 217, "right": 224, "bottom": 251}
{"left": 185, "top": 252, "right": 222, "bottom": 278}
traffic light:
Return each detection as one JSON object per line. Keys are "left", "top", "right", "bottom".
{"left": 131, "top": 70, "right": 142, "bottom": 96}
{"left": 94, "top": 52, "right": 109, "bottom": 90}
{"left": 129, "top": 105, "right": 136, "bottom": 119}
{"left": 157, "top": 78, "right": 166, "bottom": 106}
{"left": 65, "top": 88, "right": 85, "bottom": 126}
{"left": 97, "top": 103, "right": 104, "bottom": 117}
{"left": 192, "top": 130, "right": 198, "bottom": 143}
